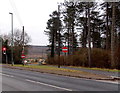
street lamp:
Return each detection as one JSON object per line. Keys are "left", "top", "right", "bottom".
{"left": 0, "top": 37, "right": 2, "bottom": 63}
{"left": 9, "top": 12, "right": 14, "bottom": 66}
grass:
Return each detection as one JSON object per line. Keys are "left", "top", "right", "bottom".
{"left": 11, "top": 64, "right": 86, "bottom": 74}
{"left": 68, "top": 66, "right": 120, "bottom": 72}
{"left": 4, "top": 64, "right": 120, "bottom": 73}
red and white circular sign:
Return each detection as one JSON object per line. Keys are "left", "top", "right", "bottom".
{"left": 21, "top": 54, "right": 25, "bottom": 58}
{"left": 62, "top": 47, "right": 68, "bottom": 53}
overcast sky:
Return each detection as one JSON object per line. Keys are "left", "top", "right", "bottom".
{"left": 0, "top": 0, "right": 64, "bottom": 46}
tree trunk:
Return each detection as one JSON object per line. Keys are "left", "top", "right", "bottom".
{"left": 111, "top": 2, "right": 116, "bottom": 68}
{"left": 106, "top": 2, "right": 109, "bottom": 50}
{"left": 58, "top": 5, "right": 61, "bottom": 68}
{"left": 67, "top": 24, "right": 70, "bottom": 55}
{"left": 51, "top": 30, "right": 55, "bottom": 58}
{"left": 83, "top": 10, "right": 87, "bottom": 48}
{"left": 72, "top": 25, "right": 74, "bottom": 54}
{"left": 87, "top": 3, "right": 91, "bottom": 68}
{"left": 92, "top": 26, "right": 95, "bottom": 48}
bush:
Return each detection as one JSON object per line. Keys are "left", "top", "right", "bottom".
{"left": 46, "top": 48, "right": 117, "bottom": 69}
{"left": 91, "top": 48, "right": 111, "bottom": 68}
{"left": 115, "top": 46, "right": 120, "bottom": 69}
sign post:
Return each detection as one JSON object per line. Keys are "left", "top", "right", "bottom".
{"left": 62, "top": 47, "right": 68, "bottom": 65}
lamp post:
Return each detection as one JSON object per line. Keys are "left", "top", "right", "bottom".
{"left": 0, "top": 37, "right": 2, "bottom": 63}
{"left": 9, "top": 12, "right": 14, "bottom": 66}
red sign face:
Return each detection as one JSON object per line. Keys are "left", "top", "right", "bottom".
{"left": 62, "top": 47, "right": 68, "bottom": 53}
{"left": 21, "top": 54, "right": 25, "bottom": 58}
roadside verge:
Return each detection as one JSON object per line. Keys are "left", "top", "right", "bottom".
{"left": 2, "top": 64, "right": 120, "bottom": 81}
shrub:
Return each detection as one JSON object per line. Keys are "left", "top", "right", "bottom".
{"left": 91, "top": 48, "right": 111, "bottom": 68}
{"left": 114, "top": 46, "right": 120, "bottom": 69}
{"left": 46, "top": 48, "right": 117, "bottom": 69}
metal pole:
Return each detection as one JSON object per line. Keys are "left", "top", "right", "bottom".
{"left": 0, "top": 37, "right": 2, "bottom": 64}
{"left": 9, "top": 12, "right": 14, "bottom": 66}
{"left": 23, "top": 26, "right": 24, "bottom": 53}
{"left": 6, "top": 54, "right": 8, "bottom": 64}
{"left": 22, "top": 26, "right": 25, "bottom": 65}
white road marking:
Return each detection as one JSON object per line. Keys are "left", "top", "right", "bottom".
{"left": 25, "top": 79, "right": 72, "bottom": 91}
{"left": 63, "top": 75, "right": 119, "bottom": 84}
{"left": 35, "top": 72, "right": 119, "bottom": 85}
{"left": 0, "top": 73, "right": 14, "bottom": 77}
{"left": 94, "top": 80, "right": 119, "bottom": 84}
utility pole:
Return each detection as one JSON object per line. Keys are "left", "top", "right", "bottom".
{"left": 9, "top": 12, "right": 14, "bottom": 66}
{"left": 22, "top": 26, "right": 25, "bottom": 65}
{"left": 22, "top": 26, "right": 25, "bottom": 53}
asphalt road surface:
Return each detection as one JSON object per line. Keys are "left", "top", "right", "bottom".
{"left": 1, "top": 67, "right": 119, "bottom": 91}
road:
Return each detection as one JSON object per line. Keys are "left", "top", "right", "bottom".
{"left": 1, "top": 67, "right": 119, "bottom": 91}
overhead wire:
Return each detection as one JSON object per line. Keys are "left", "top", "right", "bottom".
{"left": 9, "top": 0, "right": 23, "bottom": 27}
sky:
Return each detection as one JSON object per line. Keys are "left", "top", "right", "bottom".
{"left": 0, "top": 0, "right": 64, "bottom": 46}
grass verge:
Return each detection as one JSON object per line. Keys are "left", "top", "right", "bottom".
{"left": 2, "top": 64, "right": 115, "bottom": 80}
{"left": 11, "top": 64, "right": 88, "bottom": 74}
{"left": 67, "top": 66, "right": 120, "bottom": 72}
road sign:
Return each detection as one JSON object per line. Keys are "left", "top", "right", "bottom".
{"left": 21, "top": 54, "right": 25, "bottom": 58}
{"left": 62, "top": 47, "right": 68, "bottom": 53}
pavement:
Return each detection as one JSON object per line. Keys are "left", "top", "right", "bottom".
{"left": 1, "top": 67, "right": 119, "bottom": 91}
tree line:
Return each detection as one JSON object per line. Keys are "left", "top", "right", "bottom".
{"left": 1, "top": 29, "right": 31, "bottom": 64}
{"left": 45, "top": 1, "right": 120, "bottom": 69}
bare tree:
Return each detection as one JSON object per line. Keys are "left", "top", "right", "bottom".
{"left": 13, "top": 29, "right": 31, "bottom": 46}
{"left": 1, "top": 29, "right": 31, "bottom": 64}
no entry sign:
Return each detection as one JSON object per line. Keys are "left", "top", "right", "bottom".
{"left": 62, "top": 47, "right": 68, "bottom": 53}
{"left": 21, "top": 54, "right": 25, "bottom": 58}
